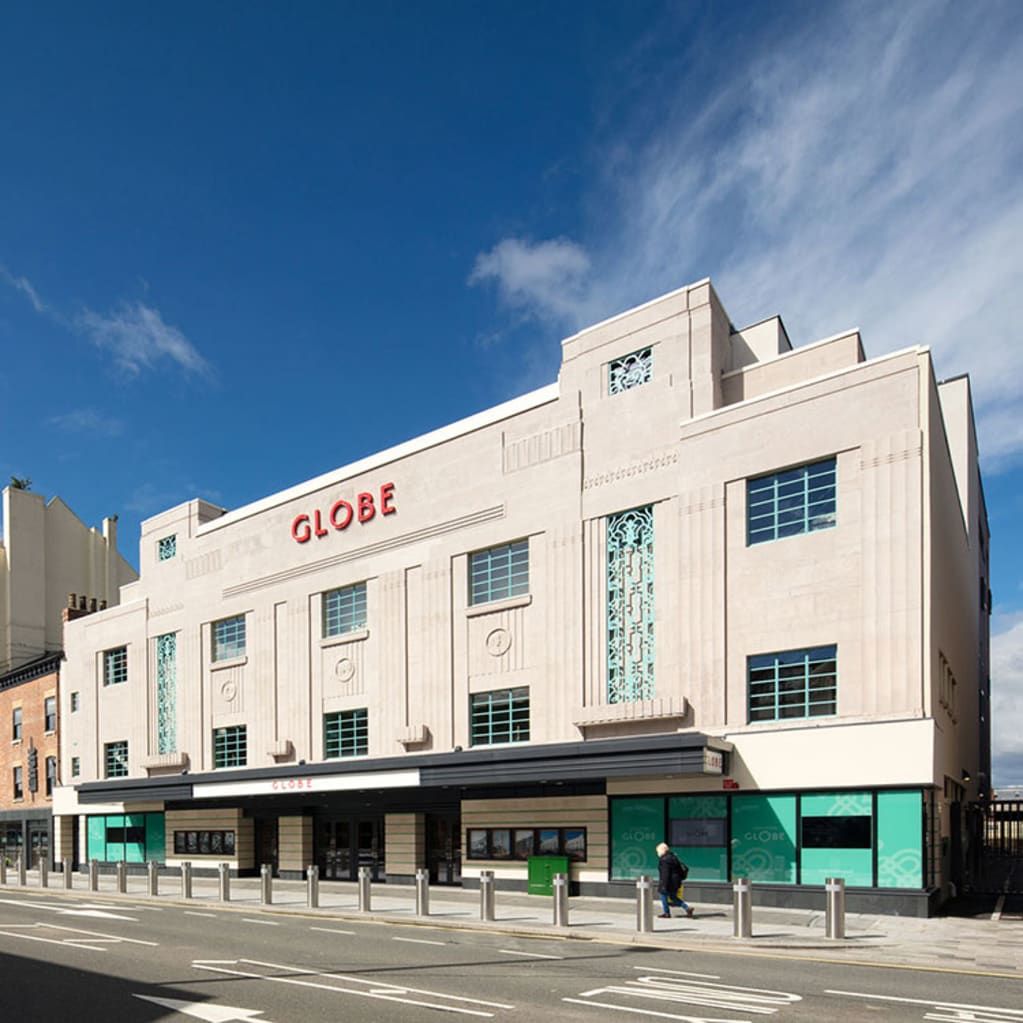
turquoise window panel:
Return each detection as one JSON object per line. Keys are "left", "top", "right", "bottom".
{"left": 877, "top": 790, "right": 923, "bottom": 888}
{"left": 801, "top": 847, "right": 872, "bottom": 886}
{"left": 801, "top": 792, "right": 871, "bottom": 816}
{"left": 104, "top": 813, "right": 125, "bottom": 862}
{"left": 145, "top": 814, "right": 166, "bottom": 862}
{"left": 668, "top": 796, "right": 728, "bottom": 881}
{"left": 87, "top": 816, "right": 106, "bottom": 861}
{"left": 156, "top": 632, "right": 177, "bottom": 754}
{"left": 125, "top": 813, "right": 146, "bottom": 863}
{"left": 800, "top": 791, "right": 873, "bottom": 886}
{"left": 731, "top": 794, "right": 797, "bottom": 883}
{"left": 610, "top": 797, "right": 663, "bottom": 879}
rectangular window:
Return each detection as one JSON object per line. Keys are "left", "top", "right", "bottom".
{"left": 324, "top": 708, "right": 368, "bottom": 758}
{"left": 44, "top": 696, "right": 57, "bottom": 733}
{"left": 747, "top": 645, "right": 837, "bottom": 722}
{"left": 13, "top": 766, "right": 23, "bottom": 800}
{"left": 104, "top": 740, "right": 129, "bottom": 778}
{"left": 173, "top": 830, "right": 235, "bottom": 855}
{"left": 469, "top": 540, "right": 529, "bottom": 605}
{"left": 323, "top": 582, "right": 368, "bottom": 637}
{"left": 71, "top": 691, "right": 80, "bottom": 712}
{"left": 45, "top": 756, "right": 57, "bottom": 796}
{"left": 71, "top": 757, "right": 81, "bottom": 778}
{"left": 157, "top": 534, "right": 177, "bottom": 561}
{"left": 103, "top": 646, "right": 128, "bottom": 686}
{"left": 747, "top": 457, "right": 837, "bottom": 545}
{"left": 213, "top": 725, "right": 247, "bottom": 768}
{"left": 470, "top": 688, "right": 529, "bottom": 746}
{"left": 213, "top": 615, "right": 246, "bottom": 661}
{"left": 12, "top": 707, "right": 22, "bottom": 741}
{"left": 466, "top": 827, "right": 587, "bottom": 861}
{"left": 608, "top": 347, "right": 652, "bottom": 394}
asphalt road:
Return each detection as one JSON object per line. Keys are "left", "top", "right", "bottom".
{"left": 0, "top": 891, "right": 1020, "bottom": 1023}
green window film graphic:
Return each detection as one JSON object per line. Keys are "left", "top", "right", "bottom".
{"left": 87, "top": 816, "right": 106, "bottom": 861}
{"left": 145, "top": 813, "right": 166, "bottom": 862}
{"left": 87, "top": 813, "right": 165, "bottom": 863}
{"left": 799, "top": 792, "right": 873, "bottom": 886}
{"left": 877, "top": 790, "right": 923, "bottom": 888}
{"left": 610, "top": 797, "right": 663, "bottom": 879}
{"left": 668, "top": 795, "right": 728, "bottom": 881}
{"left": 731, "top": 794, "right": 797, "bottom": 883}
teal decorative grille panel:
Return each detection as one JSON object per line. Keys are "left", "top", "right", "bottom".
{"left": 608, "top": 347, "right": 652, "bottom": 395}
{"left": 156, "top": 632, "right": 177, "bottom": 754}
{"left": 157, "top": 534, "right": 177, "bottom": 561}
{"left": 607, "top": 505, "right": 655, "bottom": 703}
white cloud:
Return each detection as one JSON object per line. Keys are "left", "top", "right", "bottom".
{"left": 0, "top": 265, "right": 47, "bottom": 314}
{"left": 48, "top": 408, "right": 125, "bottom": 437}
{"left": 471, "top": 1, "right": 1023, "bottom": 463}
{"left": 77, "top": 301, "right": 211, "bottom": 379}
{"left": 991, "top": 615, "right": 1023, "bottom": 788}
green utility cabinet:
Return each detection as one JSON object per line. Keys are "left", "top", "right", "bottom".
{"left": 527, "top": 855, "right": 569, "bottom": 895}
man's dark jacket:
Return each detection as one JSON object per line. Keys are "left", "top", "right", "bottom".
{"left": 657, "top": 850, "right": 684, "bottom": 894}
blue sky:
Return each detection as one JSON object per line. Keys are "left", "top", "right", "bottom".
{"left": 2, "top": 1, "right": 1021, "bottom": 784}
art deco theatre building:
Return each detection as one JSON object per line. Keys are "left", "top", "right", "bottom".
{"left": 54, "top": 279, "right": 989, "bottom": 915}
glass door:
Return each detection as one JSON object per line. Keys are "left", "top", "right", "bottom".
{"left": 427, "top": 812, "right": 461, "bottom": 885}
{"left": 357, "top": 818, "right": 383, "bottom": 881}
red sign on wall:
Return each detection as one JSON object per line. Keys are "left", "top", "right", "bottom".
{"left": 291, "top": 482, "right": 396, "bottom": 543}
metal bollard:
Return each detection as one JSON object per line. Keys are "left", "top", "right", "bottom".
{"left": 116, "top": 860, "right": 127, "bottom": 894}
{"left": 260, "top": 863, "right": 273, "bottom": 905}
{"left": 733, "top": 876, "right": 752, "bottom": 938}
{"left": 147, "top": 860, "right": 159, "bottom": 897}
{"left": 552, "top": 873, "right": 570, "bottom": 927}
{"left": 357, "top": 866, "right": 372, "bottom": 912}
{"left": 88, "top": 858, "right": 99, "bottom": 891}
{"left": 63, "top": 859, "right": 73, "bottom": 890}
{"left": 218, "top": 862, "right": 231, "bottom": 902}
{"left": 17, "top": 855, "right": 26, "bottom": 886}
{"left": 825, "top": 877, "right": 846, "bottom": 939}
{"left": 0, "top": 856, "right": 6, "bottom": 885}
{"left": 181, "top": 861, "right": 193, "bottom": 899}
{"left": 635, "top": 874, "right": 654, "bottom": 932}
{"left": 479, "top": 870, "right": 495, "bottom": 921}
{"left": 415, "top": 868, "right": 430, "bottom": 917}
{"left": 40, "top": 857, "right": 49, "bottom": 888}
{"left": 307, "top": 865, "right": 319, "bottom": 909}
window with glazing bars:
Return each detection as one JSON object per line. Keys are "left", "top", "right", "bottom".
{"left": 44, "top": 696, "right": 56, "bottom": 732}
{"left": 12, "top": 707, "right": 22, "bottom": 741}
{"left": 103, "top": 646, "right": 128, "bottom": 686}
{"left": 469, "top": 540, "right": 528, "bottom": 605}
{"left": 158, "top": 534, "right": 177, "bottom": 561}
{"left": 747, "top": 457, "right": 836, "bottom": 545}
{"left": 747, "top": 646, "right": 837, "bottom": 722}
{"left": 13, "top": 766, "right": 23, "bottom": 800}
{"left": 213, "top": 615, "right": 246, "bottom": 661}
{"left": 45, "top": 756, "right": 56, "bottom": 796}
{"left": 71, "top": 757, "right": 80, "bottom": 778}
{"left": 323, "top": 582, "right": 368, "bottom": 637}
{"left": 608, "top": 347, "right": 652, "bottom": 395}
{"left": 470, "top": 688, "right": 530, "bottom": 746}
{"left": 213, "top": 725, "right": 247, "bottom": 768}
{"left": 324, "top": 708, "right": 368, "bottom": 758}
{"left": 104, "top": 740, "right": 129, "bottom": 778}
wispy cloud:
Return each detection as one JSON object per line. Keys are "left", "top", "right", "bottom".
{"left": 48, "top": 408, "right": 125, "bottom": 437}
{"left": 0, "top": 269, "right": 211, "bottom": 380}
{"left": 470, "top": 1, "right": 1023, "bottom": 466}
{"left": 77, "top": 301, "right": 211, "bottom": 379}
{"left": 0, "top": 265, "right": 47, "bottom": 314}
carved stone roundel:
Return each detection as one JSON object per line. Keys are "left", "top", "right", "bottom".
{"left": 485, "top": 628, "right": 512, "bottom": 657}
{"left": 220, "top": 680, "right": 238, "bottom": 702}
{"left": 335, "top": 657, "right": 356, "bottom": 682}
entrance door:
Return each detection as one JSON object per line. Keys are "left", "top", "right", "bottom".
{"left": 28, "top": 824, "right": 49, "bottom": 871}
{"left": 316, "top": 817, "right": 383, "bottom": 880}
{"left": 255, "top": 818, "right": 279, "bottom": 876}
{"left": 426, "top": 812, "right": 461, "bottom": 886}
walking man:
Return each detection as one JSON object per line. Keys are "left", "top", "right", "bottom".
{"left": 656, "top": 841, "right": 694, "bottom": 918}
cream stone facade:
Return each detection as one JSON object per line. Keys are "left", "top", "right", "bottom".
{"left": 55, "top": 280, "right": 989, "bottom": 915}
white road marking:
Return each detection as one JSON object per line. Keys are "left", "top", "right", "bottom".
{"left": 564, "top": 997, "right": 705, "bottom": 1020}
{"left": 192, "top": 958, "right": 514, "bottom": 1017}
{"left": 185, "top": 911, "right": 219, "bottom": 918}
{"left": 633, "top": 967, "right": 723, "bottom": 980}
{"left": 0, "top": 897, "right": 137, "bottom": 921}
{"left": 826, "top": 990, "right": 1023, "bottom": 1019}
{"left": 392, "top": 936, "right": 446, "bottom": 946}
{"left": 241, "top": 918, "right": 280, "bottom": 926}
{"left": 134, "top": 994, "right": 272, "bottom": 1021}
{"left": 310, "top": 927, "right": 355, "bottom": 935}
{"left": 0, "top": 920, "right": 158, "bottom": 952}
{"left": 0, "top": 928, "right": 108, "bottom": 952}
{"left": 499, "top": 949, "right": 563, "bottom": 960}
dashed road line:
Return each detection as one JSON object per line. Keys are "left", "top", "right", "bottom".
{"left": 310, "top": 926, "right": 356, "bottom": 935}
{"left": 184, "top": 911, "right": 218, "bottom": 918}
{"left": 393, "top": 936, "right": 446, "bottom": 946}
{"left": 242, "top": 918, "right": 280, "bottom": 926}
{"left": 499, "top": 949, "right": 563, "bottom": 960}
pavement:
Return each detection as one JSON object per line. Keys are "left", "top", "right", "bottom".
{"left": 2, "top": 868, "right": 1020, "bottom": 977}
